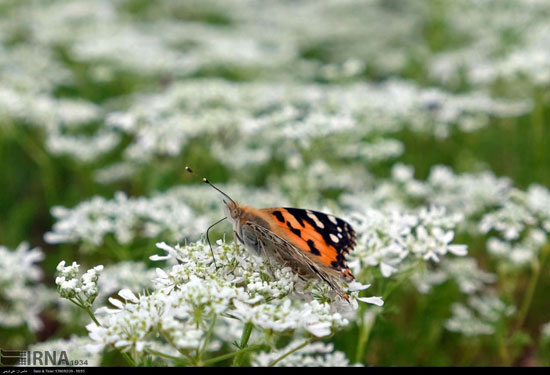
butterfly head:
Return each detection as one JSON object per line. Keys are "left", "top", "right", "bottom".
{"left": 224, "top": 200, "right": 242, "bottom": 221}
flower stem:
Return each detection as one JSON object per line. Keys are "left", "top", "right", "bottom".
{"left": 67, "top": 298, "right": 84, "bottom": 309}
{"left": 232, "top": 322, "right": 254, "bottom": 366}
{"left": 121, "top": 351, "right": 136, "bottom": 367}
{"left": 199, "top": 315, "right": 217, "bottom": 361}
{"left": 515, "top": 243, "right": 549, "bottom": 330}
{"left": 68, "top": 297, "right": 101, "bottom": 326}
{"left": 146, "top": 349, "right": 184, "bottom": 363}
{"left": 498, "top": 331, "right": 511, "bottom": 366}
{"left": 355, "top": 310, "right": 378, "bottom": 363}
{"left": 268, "top": 338, "right": 313, "bottom": 367}
{"left": 83, "top": 305, "right": 101, "bottom": 326}
{"left": 161, "top": 330, "right": 196, "bottom": 364}
{"left": 12, "top": 127, "right": 58, "bottom": 205}
{"left": 202, "top": 344, "right": 266, "bottom": 366}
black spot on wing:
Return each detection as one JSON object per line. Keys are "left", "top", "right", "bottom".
{"left": 284, "top": 208, "right": 305, "bottom": 227}
{"left": 286, "top": 221, "right": 301, "bottom": 237}
{"left": 272, "top": 210, "right": 285, "bottom": 223}
{"left": 306, "top": 239, "right": 321, "bottom": 256}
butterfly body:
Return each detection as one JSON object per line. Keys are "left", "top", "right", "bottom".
{"left": 225, "top": 201, "right": 356, "bottom": 299}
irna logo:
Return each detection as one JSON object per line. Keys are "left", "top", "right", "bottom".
{"left": 1, "top": 349, "right": 70, "bottom": 366}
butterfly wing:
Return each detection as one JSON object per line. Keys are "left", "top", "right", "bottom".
{"left": 260, "top": 207, "right": 356, "bottom": 281}
{"left": 243, "top": 221, "right": 348, "bottom": 297}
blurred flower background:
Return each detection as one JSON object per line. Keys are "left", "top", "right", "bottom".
{"left": 0, "top": 0, "right": 549, "bottom": 367}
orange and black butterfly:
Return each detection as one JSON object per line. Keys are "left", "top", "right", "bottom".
{"left": 186, "top": 167, "right": 356, "bottom": 300}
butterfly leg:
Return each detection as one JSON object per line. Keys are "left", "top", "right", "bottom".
{"left": 239, "top": 224, "right": 263, "bottom": 256}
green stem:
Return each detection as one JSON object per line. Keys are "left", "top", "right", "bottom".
{"left": 202, "top": 345, "right": 266, "bottom": 366}
{"left": 232, "top": 322, "right": 254, "bottom": 366}
{"left": 67, "top": 297, "right": 101, "bottom": 326}
{"left": 498, "top": 331, "right": 511, "bottom": 366}
{"left": 515, "top": 243, "right": 549, "bottom": 330}
{"left": 121, "top": 351, "right": 136, "bottom": 367}
{"left": 160, "top": 330, "right": 196, "bottom": 364}
{"left": 355, "top": 310, "right": 378, "bottom": 363}
{"left": 84, "top": 306, "right": 101, "bottom": 326}
{"left": 198, "top": 315, "right": 217, "bottom": 362}
{"left": 268, "top": 338, "right": 313, "bottom": 367}
{"left": 12, "top": 127, "right": 58, "bottom": 205}
{"left": 146, "top": 349, "right": 184, "bottom": 363}
{"left": 67, "top": 297, "right": 84, "bottom": 309}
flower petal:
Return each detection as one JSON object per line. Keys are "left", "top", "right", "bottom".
{"left": 357, "top": 296, "right": 384, "bottom": 306}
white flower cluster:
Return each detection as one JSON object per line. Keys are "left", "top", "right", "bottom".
{"left": 445, "top": 295, "right": 515, "bottom": 337}
{"left": 422, "top": 166, "right": 513, "bottom": 221}
{"left": 1, "top": 0, "right": 539, "bottom": 174}
{"left": 98, "top": 261, "right": 156, "bottom": 299}
{"left": 0, "top": 44, "right": 73, "bottom": 94}
{"left": 0, "top": 1, "right": 413, "bottom": 80}
{"left": 429, "top": 0, "right": 550, "bottom": 87}
{"left": 349, "top": 206, "right": 467, "bottom": 278}
{"left": 55, "top": 261, "right": 157, "bottom": 328}
{"left": 0, "top": 88, "right": 100, "bottom": 133}
{"left": 56, "top": 261, "right": 104, "bottom": 305}
{"left": 84, "top": 240, "right": 382, "bottom": 358}
{"left": 345, "top": 163, "right": 550, "bottom": 268}
{"left": 342, "top": 164, "right": 513, "bottom": 226}
{"left": 45, "top": 131, "right": 120, "bottom": 163}
{"left": 0, "top": 41, "right": 102, "bottom": 156}
{"left": 44, "top": 183, "right": 289, "bottom": 249}
{"left": 480, "top": 187, "right": 550, "bottom": 266}
{"left": 253, "top": 341, "right": 356, "bottom": 367}
{"left": 411, "top": 258, "right": 496, "bottom": 295}
{"left": 45, "top": 190, "right": 208, "bottom": 248}
{"left": 99, "top": 80, "right": 528, "bottom": 172}
{"left": 0, "top": 242, "right": 53, "bottom": 332}
{"left": 88, "top": 288, "right": 202, "bottom": 353}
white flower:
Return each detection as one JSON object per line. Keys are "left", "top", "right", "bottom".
{"left": 0, "top": 242, "right": 53, "bottom": 332}
{"left": 45, "top": 184, "right": 287, "bottom": 249}
{"left": 86, "top": 238, "right": 381, "bottom": 356}
{"left": 350, "top": 205, "right": 467, "bottom": 277}
{"left": 56, "top": 261, "right": 104, "bottom": 305}
{"left": 357, "top": 297, "right": 384, "bottom": 306}
{"left": 392, "top": 163, "right": 415, "bottom": 182}
{"left": 445, "top": 295, "right": 515, "bottom": 337}
{"left": 97, "top": 261, "right": 156, "bottom": 299}
{"left": 412, "top": 258, "right": 495, "bottom": 295}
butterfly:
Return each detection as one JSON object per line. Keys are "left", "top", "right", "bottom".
{"left": 186, "top": 167, "right": 356, "bottom": 301}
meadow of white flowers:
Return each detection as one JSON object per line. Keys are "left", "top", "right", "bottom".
{"left": 0, "top": 0, "right": 549, "bottom": 367}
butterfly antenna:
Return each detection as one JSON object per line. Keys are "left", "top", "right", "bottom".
{"left": 206, "top": 217, "right": 226, "bottom": 270}
{"left": 202, "top": 178, "right": 236, "bottom": 204}
{"left": 185, "top": 166, "right": 236, "bottom": 204}
{"left": 185, "top": 166, "right": 232, "bottom": 269}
